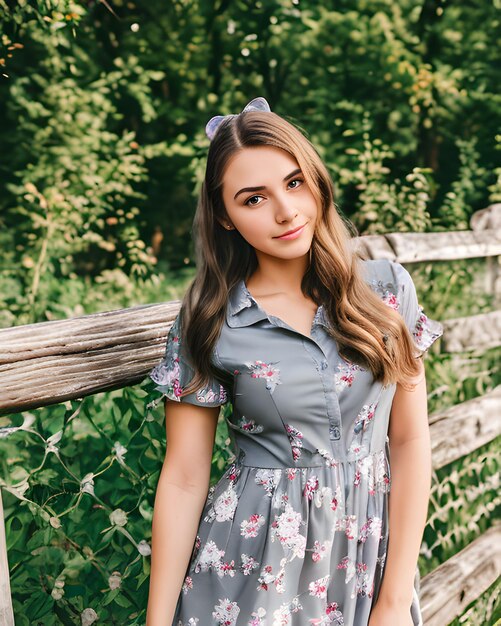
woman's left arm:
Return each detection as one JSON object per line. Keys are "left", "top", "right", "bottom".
{"left": 369, "top": 358, "right": 432, "bottom": 625}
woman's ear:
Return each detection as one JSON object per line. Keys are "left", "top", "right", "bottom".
{"left": 217, "top": 218, "right": 235, "bottom": 230}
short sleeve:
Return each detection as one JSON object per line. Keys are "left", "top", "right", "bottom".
{"left": 390, "top": 261, "right": 444, "bottom": 354}
{"left": 149, "top": 311, "right": 229, "bottom": 407}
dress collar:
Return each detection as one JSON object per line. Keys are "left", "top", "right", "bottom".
{"left": 226, "top": 278, "right": 331, "bottom": 330}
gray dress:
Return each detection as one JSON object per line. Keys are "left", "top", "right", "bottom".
{"left": 149, "top": 258, "right": 443, "bottom": 626}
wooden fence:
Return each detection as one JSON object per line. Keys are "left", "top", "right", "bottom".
{"left": 1, "top": 225, "right": 500, "bottom": 625}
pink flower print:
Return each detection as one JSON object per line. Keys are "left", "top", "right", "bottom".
{"left": 335, "top": 514, "right": 358, "bottom": 541}
{"left": 273, "top": 564, "right": 286, "bottom": 594}
{"left": 271, "top": 592, "right": 303, "bottom": 624}
{"left": 194, "top": 540, "right": 225, "bottom": 573}
{"left": 255, "top": 468, "right": 282, "bottom": 497}
{"left": 172, "top": 376, "right": 183, "bottom": 398}
{"left": 382, "top": 290, "right": 399, "bottom": 311}
{"left": 326, "top": 602, "right": 344, "bottom": 624}
{"left": 248, "top": 607, "right": 266, "bottom": 625}
{"left": 196, "top": 384, "right": 227, "bottom": 405}
{"left": 354, "top": 468, "right": 361, "bottom": 487}
{"left": 245, "top": 359, "right": 282, "bottom": 393}
{"left": 308, "top": 574, "right": 330, "bottom": 599}
{"left": 354, "top": 562, "right": 371, "bottom": 599}
{"left": 286, "top": 468, "right": 298, "bottom": 480}
{"left": 216, "top": 560, "right": 236, "bottom": 578}
{"left": 181, "top": 575, "right": 193, "bottom": 594}
{"left": 227, "top": 462, "right": 241, "bottom": 483}
{"left": 204, "top": 483, "right": 238, "bottom": 523}
{"left": 330, "top": 485, "right": 342, "bottom": 511}
{"left": 311, "top": 539, "right": 332, "bottom": 562}
{"left": 353, "top": 402, "right": 377, "bottom": 435}
{"left": 413, "top": 305, "right": 443, "bottom": 351}
{"left": 212, "top": 597, "right": 240, "bottom": 626}
{"left": 257, "top": 560, "right": 287, "bottom": 593}
{"left": 278, "top": 492, "right": 290, "bottom": 508}
{"left": 334, "top": 360, "right": 364, "bottom": 392}
{"left": 312, "top": 485, "right": 333, "bottom": 509}
{"left": 240, "top": 514, "right": 265, "bottom": 539}
{"left": 356, "top": 450, "right": 391, "bottom": 495}
{"left": 236, "top": 414, "right": 264, "bottom": 434}
{"left": 316, "top": 448, "right": 340, "bottom": 468}
{"left": 240, "top": 553, "right": 260, "bottom": 576}
{"left": 309, "top": 601, "right": 344, "bottom": 625}
{"left": 257, "top": 564, "right": 274, "bottom": 591}
{"left": 285, "top": 423, "right": 304, "bottom": 461}
{"left": 337, "top": 555, "right": 356, "bottom": 584}
{"left": 272, "top": 605, "right": 291, "bottom": 626}
{"left": 271, "top": 503, "right": 306, "bottom": 560}
{"left": 358, "top": 516, "right": 383, "bottom": 543}
{"left": 303, "top": 475, "right": 319, "bottom": 500}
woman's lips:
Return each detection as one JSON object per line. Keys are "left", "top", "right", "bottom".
{"left": 274, "top": 223, "right": 307, "bottom": 240}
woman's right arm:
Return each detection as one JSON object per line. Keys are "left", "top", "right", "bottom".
{"left": 145, "top": 399, "right": 221, "bottom": 626}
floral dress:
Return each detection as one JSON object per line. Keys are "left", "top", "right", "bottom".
{"left": 148, "top": 259, "right": 443, "bottom": 626}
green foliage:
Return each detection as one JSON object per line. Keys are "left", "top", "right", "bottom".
{"left": 1, "top": 386, "right": 162, "bottom": 624}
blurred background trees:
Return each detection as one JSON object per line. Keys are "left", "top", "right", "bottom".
{"left": 0, "top": 0, "right": 499, "bottom": 325}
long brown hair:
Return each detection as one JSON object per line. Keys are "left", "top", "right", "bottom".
{"left": 177, "top": 109, "right": 422, "bottom": 397}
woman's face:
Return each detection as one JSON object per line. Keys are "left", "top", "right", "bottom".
{"left": 220, "top": 146, "right": 319, "bottom": 263}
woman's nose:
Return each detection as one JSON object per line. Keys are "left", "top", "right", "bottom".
{"left": 274, "top": 190, "right": 298, "bottom": 220}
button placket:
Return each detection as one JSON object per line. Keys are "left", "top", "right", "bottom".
{"left": 301, "top": 338, "right": 342, "bottom": 446}
{"left": 254, "top": 310, "right": 343, "bottom": 448}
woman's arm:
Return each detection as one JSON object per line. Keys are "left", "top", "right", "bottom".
{"left": 145, "top": 400, "right": 220, "bottom": 626}
{"left": 376, "top": 358, "right": 432, "bottom": 609}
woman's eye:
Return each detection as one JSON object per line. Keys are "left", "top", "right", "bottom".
{"left": 244, "top": 195, "right": 262, "bottom": 207}
{"left": 289, "top": 178, "right": 304, "bottom": 189}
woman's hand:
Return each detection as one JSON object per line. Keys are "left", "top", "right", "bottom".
{"left": 368, "top": 598, "right": 414, "bottom": 626}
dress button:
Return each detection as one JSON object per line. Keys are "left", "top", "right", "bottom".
{"left": 330, "top": 425, "right": 341, "bottom": 439}
{"left": 321, "top": 360, "right": 328, "bottom": 369}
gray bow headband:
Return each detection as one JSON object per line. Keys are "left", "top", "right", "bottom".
{"left": 205, "top": 96, "right": 271, "bottom": 141}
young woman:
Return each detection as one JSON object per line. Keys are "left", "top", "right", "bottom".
{"left": 145, "top": 97, "right": 443, "bottom": 626}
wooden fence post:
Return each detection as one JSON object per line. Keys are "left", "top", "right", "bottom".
{"left": 0, "top": 488, "right": 14, "bottom": 626}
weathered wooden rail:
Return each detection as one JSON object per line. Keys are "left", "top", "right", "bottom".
{"left": 1, "top": 225, "right": 500, "bottom": 626}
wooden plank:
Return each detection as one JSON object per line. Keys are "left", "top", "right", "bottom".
{"left": 429, "top": 386, "right": 501, "bottom": 470}
{"left": 359, "top": 229, "right": 501, "bottom": 262}
{"left": 420, "top": 522, "right": 501, "bottom": 626}
{"left": 0, "top": 301, "right": 182, "bottom": 416}
{"left": 0, "top": 489, "right": 15, "bottom": 626}
{"left": 440, "top": 310, "right": 501, "bottom": 353}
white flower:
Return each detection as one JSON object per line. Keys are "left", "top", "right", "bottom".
{"left": 80, "top": 473, "right": 95, "bottom": 496}
{"left": 51, "top": 587, "right": 64, "bottom": 600}
{"left": 112, "top": 441, "right": 127, "bottom": 465}
{"left": 137, "top": 540, "right": 151, "bottom": 556}
{"left": 109, "top": 508, "right": 128, "bottom": 527}
{"left": 51, "top": 578, "right": 65, "bottom": 600}
{"left": 108, "top": 571, "right": 122, "bottom": 590}
{"left": 49, "top": 516, "right": 61, "bottom": 529}
{"left": 46, "top": 430, "right": 63, "bottom": 454}
{"left": 81, "top": 608, "right": 98, "bottom": 626}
